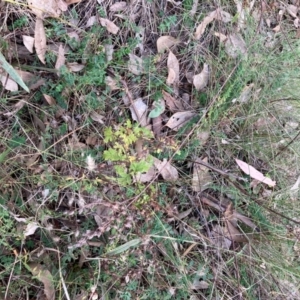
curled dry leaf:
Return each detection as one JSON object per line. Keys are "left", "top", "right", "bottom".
{"left": 99, "top": 18, "right": 120, "bottom": 34}
{"left": 35, "top": 18, "right": 47, "bottom": 64}
{"left": 24, "top": 222, "right": 39, "bottom": 236}
{"left": 162, "top": 90, "right": 184, "bottom": 112}
{"left": 153, "top": 157, "right": 178, "bottom": 181}
{"left": 193, "top": 63, "right": 210, "bottom": 91}
{"left": 28, "top": 263, "right": 55, "bottom": 300}
{"left": 157, "top": 35, "right": 180, "bottom": 53}
{"left": 128, "top": 53, "right": 144, "bottom": 75}
{"left": 166, "top": 51, "right": 179, "bottom": 85}
{"left": 23, "top": 35, "right": 35, "bottom": 53}
{"left": 110, "top": 1, "right": 127, "bottom": 12}
{"left": 192, "top": 157, "right": 213, "bottom": 192}
{"left": 235, "top": 158, "right": 276, "bottom": 187}
{"left": 224, "top": 34, "right": 247, "bottom": 58}
{"left": 166, "top": 111, "right": 196, "bottom": 131}
{"left": 55, "top": 44, "right": 65, "bottom": 71}
{"left": 129, "top": 98, "right": 148, "bottom": 127}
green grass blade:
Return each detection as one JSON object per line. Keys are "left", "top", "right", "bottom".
{"left": 0, "top": 52, "right": 30, "bottom": 92}
{"left": 106, "top": 238, "right": 142, "bottom": 255}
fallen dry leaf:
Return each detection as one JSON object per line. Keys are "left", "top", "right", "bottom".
{"left": 67, "top": 31, "right": 80, "bottom": 42}
{"left": 90, "top": 111, "right": 105, "bottom": 124}
{"left": 291, "top": 175, "right": 300, "bottom": 191}
{"left": 65, "top": 0, "right": 82, "bottom": 4}
{"left": 191, "top": 280, "right": 209, "bottom": 290}
{"left": 194, "top": 10, "right": 217, "bottom": 39}
{"left": 22, "top": 35, "right": 35, "bottom": 53}
{"left": 43, "top": 94, "right": 57, "bottom": 106}
{"left": 128, "top": 53, "right": 144, "bottom": 75}
{"left": 67, "top": 62, "right": 85, "bottom": 72}
{"left": 235, "top": 159, "right": 276, "bottom": 187}
{"left": 129, "top": 98, "right": 148, "bottom": 127}
{"left": 105, "top": 76, "right": 119, "bottom": 90}
{"left": 110, "top": 1, "right": 127, "bottom": 12}
{"left": 224, "top": 203, "right": 248, "bottom": 243}
{"left": 197, "top": 131, "right": 210, "bottom": 145}
{"left": 235, "top": 0, "right": 245, "bottom": 30}
{"left": 224, "top": 34, "right": 247, "bottom": 58}
{"left": 190, "top": 0, "right": 198, "bottom": 17}
{"left": 28, "top": 263, "right": 55, "bottom": 300}
{"left": 34, "top": 18, "right": 47, "bottom": 64}
{"left": 234, "top": 83, "right": 254, "bottom": 103}
{"left": 214, "top": 8, "right": 232, "bottom": 23}
{"left": 153, "top": 157, "right": 178, "bottom": 181}
{"left": 0, "top": 74, "right": 18, "bottom": 92}
{"left": 104, "top": 44, "right": 114, "bottom": 61}
{"left": 57, "top": 0, "right": 68, "bottom": 11}
{"left": 55, "top": 44, "right": 65, "bottom": 71}
{"left": 193, "top": 63, "right": 210, "bottom": 91}
{"left": 134, "top": 165, "right": 156, "bottom": 183}
{"left": 86, "top": 16, "right": 97, "bottom": 28}
{"left": 192, "top": 157, "right": 213, "bottom": 192}
{"left": 86, "top": 155, "right": 96, "bottom": 172}
{"left": 166, "top": 111, "right": 196, "bottom": 131}
{"left": 152, "top": 115, "right": 162, "bottom": 136}
{"left": 157, "top": 35, "right": 180, "bottom": 53}
{"left": 99, "top": 18, "right": 120, "bottom": 34}
{"left": 162, "top": 90, "right": 184, "bottom": 112}
{"left": 27, "top": 0, "right": 61, "bottom": 18}
{"left": 3, "top": 100, "right": 26, "bottom": 116}
{"left": 287, "top": 5, "right": 298, "bottom": 18}
{"left": 211, "top": 225, "right": 232, "bottom": 249}
{"left": 166, "top": 51, "right": 179, "bottom": 85}
{"left": 214, "top": 31, "right": 227, "bottom": 42}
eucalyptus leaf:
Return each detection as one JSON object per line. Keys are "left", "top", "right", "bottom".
{"left": 0, "top": 52, "right": 30, "bottom": 92}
